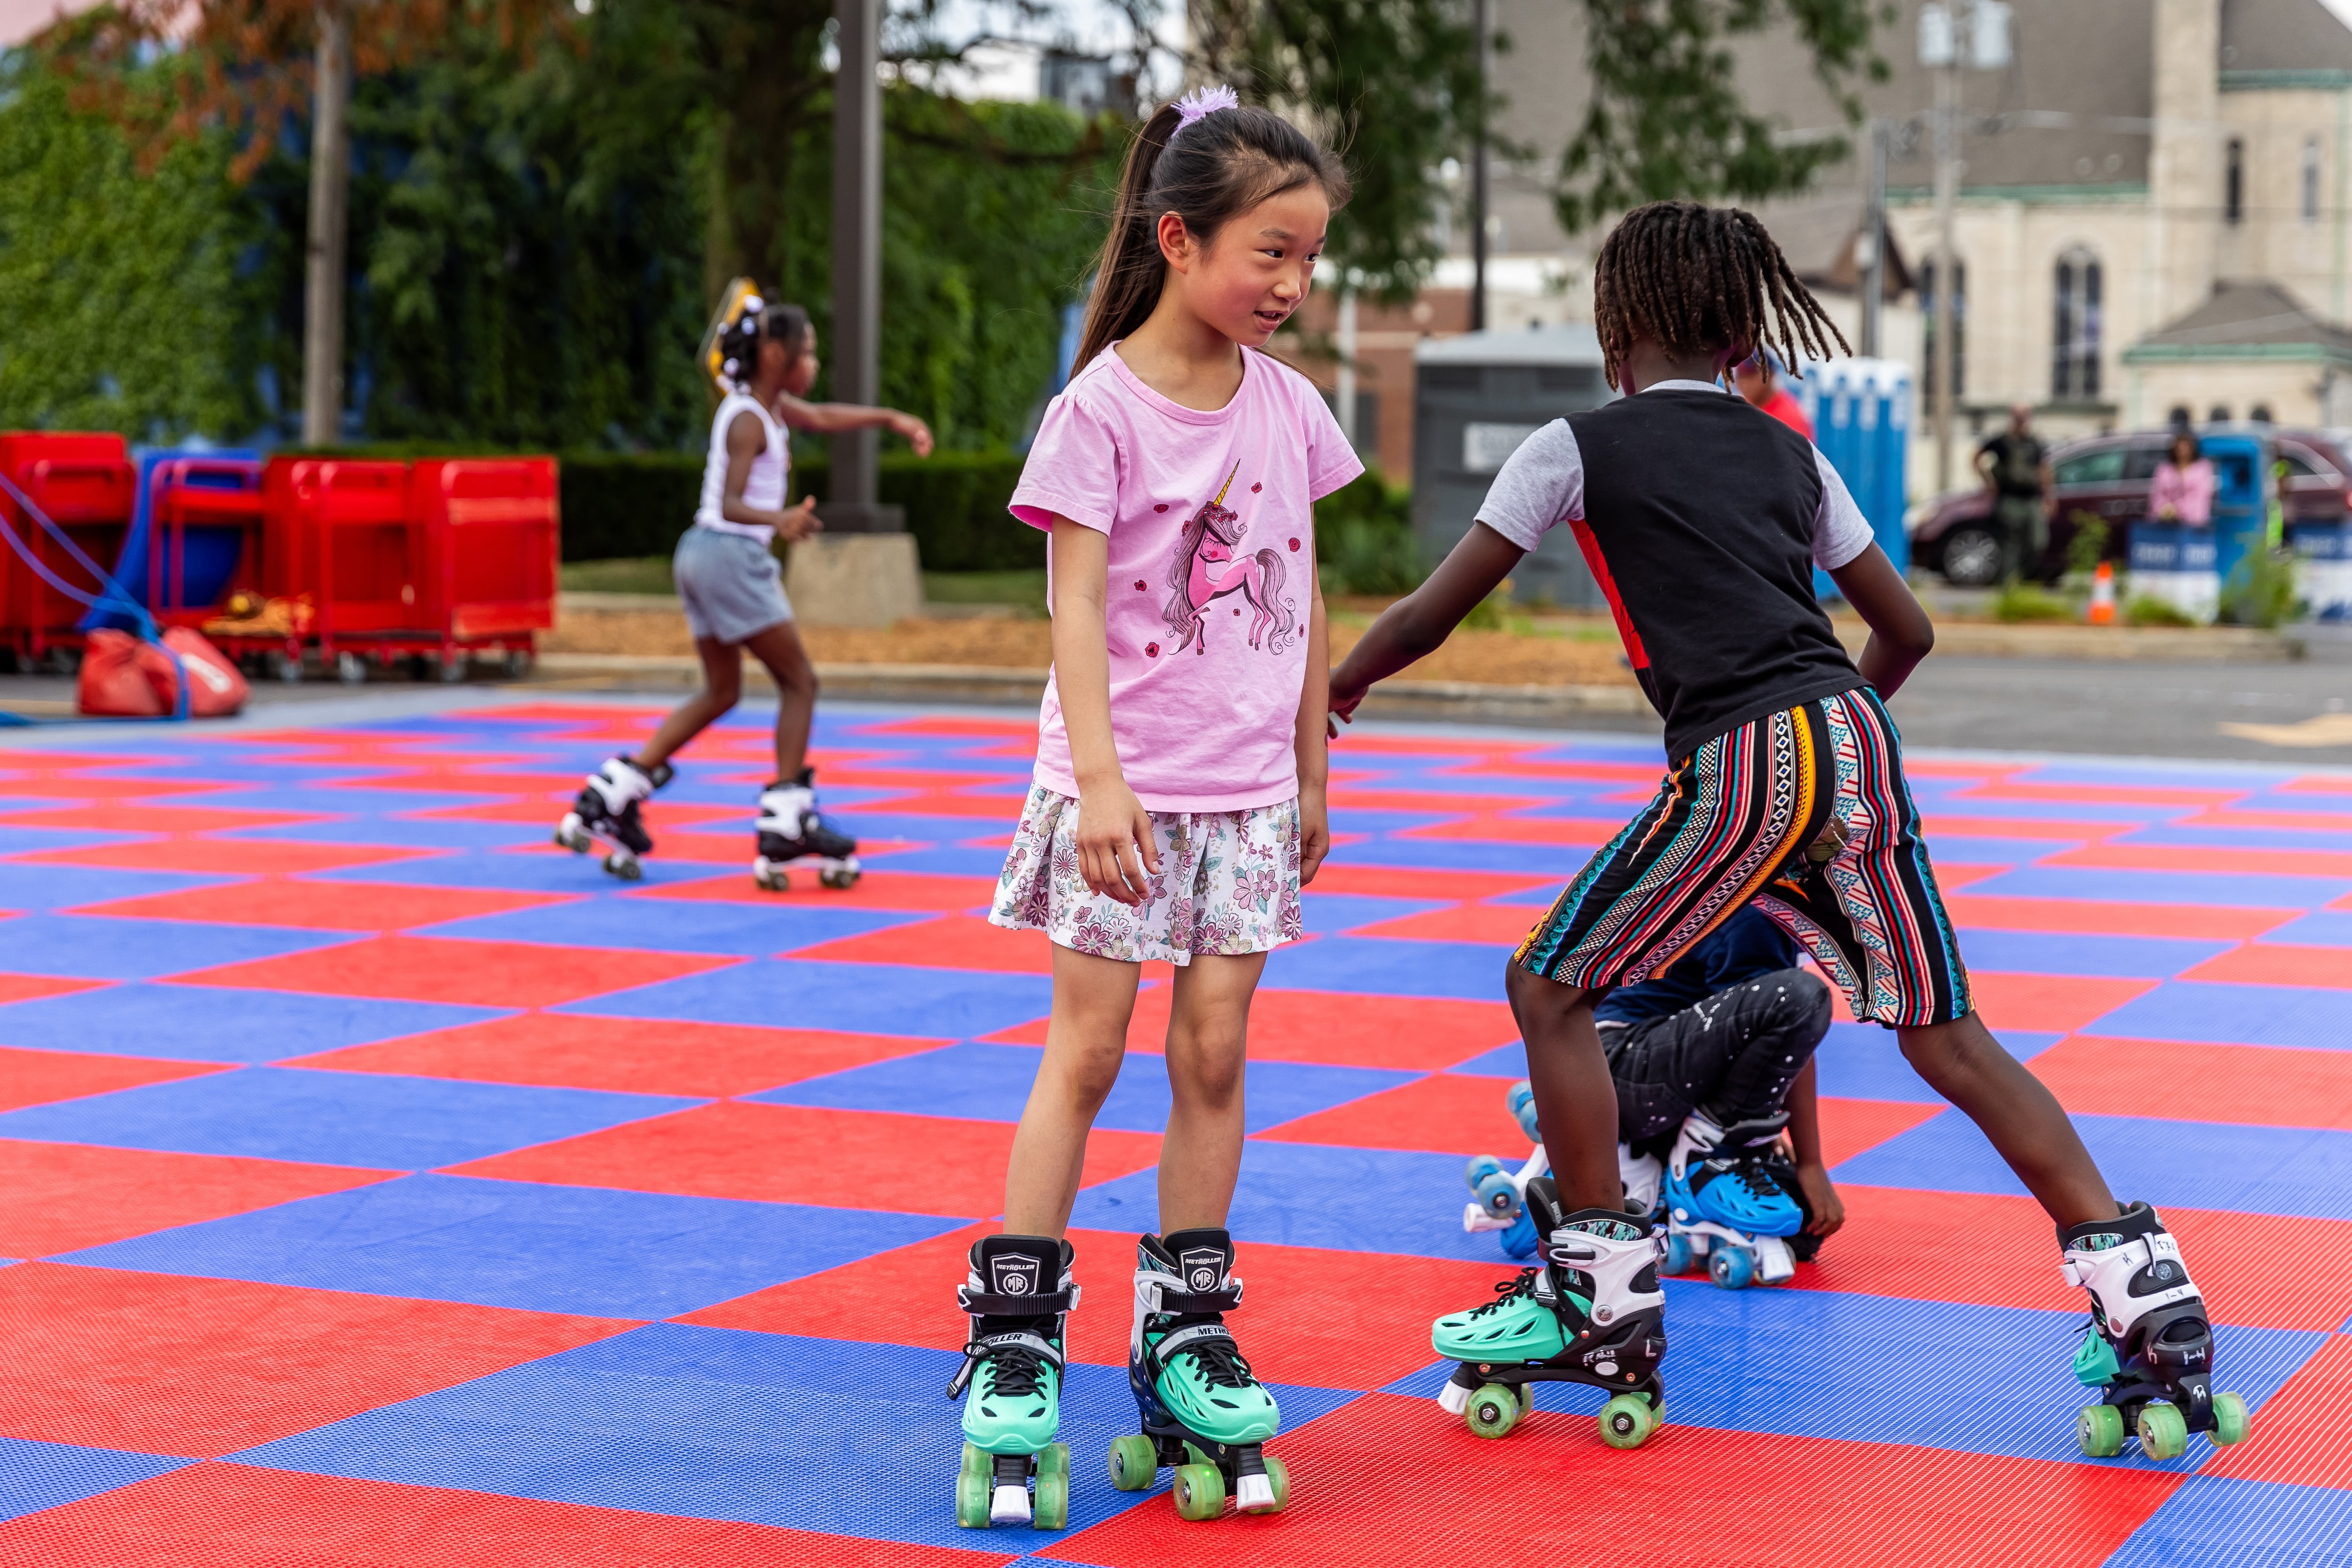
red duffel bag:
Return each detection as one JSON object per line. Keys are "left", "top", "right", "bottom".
{"left": 78, "top": 628, "right": 249, "bottom": 718}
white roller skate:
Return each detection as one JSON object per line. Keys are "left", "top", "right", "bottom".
{"left": 751, "top": 768, "right": 861, "bottom": 891}
{"left": 1658, "top": 1110, "right": 1803, "bottom": 1290}
{"left": 554, "top": 757, "right": 671, "bottom": 880}
{"left": 2064, "top": 1201, "right": 2249, "bottom": 1460}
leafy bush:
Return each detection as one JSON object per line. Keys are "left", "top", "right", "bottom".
{"left": 1312, "top": 473, "right": 1422, "bottom": 595}
{"left": 2124, "top": 594, "right": 2199, "bottom": 627}
{"left": 1992, "top": 582, "right": 2077, "bottom": 623}
{"left": 2065, "top": 513, "right": 2111, "bottom": 579}
{"left": 2220, "top": 548, "right": 2299, "bottom": 629}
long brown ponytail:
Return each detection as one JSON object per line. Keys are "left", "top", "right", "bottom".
{"left": 1076, "top": 96, "right": 1350, "bottom": 369}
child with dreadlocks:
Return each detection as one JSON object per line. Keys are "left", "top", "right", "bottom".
{"left": 1331, "top": 201, "right": 2248, "bottom": 1461}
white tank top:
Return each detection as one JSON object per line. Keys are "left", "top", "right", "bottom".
{"left": 695, "top": 391, "right": 790, "bottom": 539}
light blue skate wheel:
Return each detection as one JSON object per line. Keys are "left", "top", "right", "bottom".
{"left": 1662, "top": 1233, "right": 1693, "bottom": 1275}
{"left": 1033, "top": 1443, "right": 1069, "bottom": 1529}
{"left": 956, "top": 1442, "right": 993, "bottom": 1528}
{"left": 1710, "top": 1244, "right": 1756, "bottom": 1290}
{"left": 2137, "top": 1402, "right": 2189, "bottom": 1461}
{"left": 1473, "top": 1169, "right": 1520, "bottom": 1218}
{"left": 1465, "top": 1383, "right": 1521, "bottom": 1440}
{"left": 1499, "top": 1210, "right": 1538, "bottom": 1259}
{"left": 1464, "top": 1154, "right": 1506, "bottom": 1191}
{"left": 1106, "top": 1433, "right": 1156, "bottom": 1492}
{"left": 2077, "top": 1403, "right": 2126, "bottom": 1458}
{"left": 2212, "top": 1391, "right": 2250, "bottom": 1446}
{"left": 1507, "top": 1080, "right": 1541, "bottom": 1142}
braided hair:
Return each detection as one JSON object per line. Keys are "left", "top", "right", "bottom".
{"left": 717, "top": 297, "right": 812, "bottom": 392}
{"left": 1590, "top": 201, "right": 1851, "bottom": 391}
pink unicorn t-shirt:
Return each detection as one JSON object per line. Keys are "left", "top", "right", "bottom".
{"left": 1010, "top": 344, "right": 1363, "bottom": 811}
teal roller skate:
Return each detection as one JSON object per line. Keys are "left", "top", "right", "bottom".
{"left": 1105, "top": 1228, "right": 1287, "bottom": 1520}
{"left": 1659, "top": 1110, "right": 1802, "bottom": 1289}
{"left": 2063, "top": 1202, "right": 2249, "bottom": 1461}
{"left": 947, "top": 1234, "right": 1078, "bottom": 1529}
{"left": 1432, "top": 1177, "right": 1667, "bottom": 1449}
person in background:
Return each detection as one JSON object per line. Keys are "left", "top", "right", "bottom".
{"left": 2149, "top": 431, "right": 2215, "bottom": 530}
{"left": 1976, "top": 403, "right": 2051, "bottom": 581}
{"left": 1735, "top": 349, "right": 1813, "bottom": 439}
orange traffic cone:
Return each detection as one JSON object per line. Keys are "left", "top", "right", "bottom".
{"left": 2088, "top": 560, "right": 2116, "bottom": 625}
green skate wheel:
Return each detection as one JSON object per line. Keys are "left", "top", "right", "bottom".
{"left": 2212, "top": 1391, "right": 2251, "bottom": 1446}
{"left": 1173, "top": 1460, "right": 1225, "bottom": 1521}
{"left": 956, "top": 1443, "right": 993, "bottom": 1528}
{"left": 1517, "top": 1383, "right": 1534, "bottom": 1414}
{"left": 2137, "top": 1402, "right": 2189, "bottom": 1461}
{"left": 1259, "top": 1453, "right": 1291, "bottom": 1514}
{"left": 1465, "top": 1383, "right": 1522, "bottom": 1440}
{"left": 1598, "top": 1393, "right": 1656, "bottom": 1450}
{"left": 1107, "top": 1433, "right": 1156, "bottom": 1492}
{"left": 1033, "top": 1443, "right": 1069, "bottom": 1530}
{"left": 2077, "top": 1403, "right": 2126, "bottom": 1458}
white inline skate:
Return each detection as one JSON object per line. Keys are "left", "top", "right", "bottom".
{"left": 554, "top": 757, "right": 672, "bottom": 880}
{"left": 751, "top": 767, "right": 861, "bottom": 891}
{"left": 2064, "top": 1201, "right": 2249, "bottom": 1460}
{"left": 1463, "top": 1081, "right": 1663, "bottom": 1258}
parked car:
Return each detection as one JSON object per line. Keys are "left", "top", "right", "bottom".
{"left": 1908, "top": 425, "right": 2352, "bottom": 586}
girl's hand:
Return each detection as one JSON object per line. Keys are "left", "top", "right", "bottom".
{"left": 893, "top": 412, "right": 935, "bottom": 458}
{"left": 1794, "top": 1163, "right": 1844, "bottom": 1238}
{"left": 779, "top": 496, "right": 822, "bottom": 542}
{"left": 1299, "top": 782, "right": 1331, "bottom": 886}
{"left": 1076, "top": 778, "right": 1160, "bottom": 905}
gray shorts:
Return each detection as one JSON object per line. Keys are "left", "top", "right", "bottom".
{"left": 674, "top": 526, "right": 793, "bottom": 644}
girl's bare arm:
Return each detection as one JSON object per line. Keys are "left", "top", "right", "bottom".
{"left": 1293, "top": 536, "right": 1331, "bottom": 885}
{"left": 773, "top": 392, "right": 935, "bottom": 456}
{"left": 1050, "top": 518, "right": 1159, "bottom": 903}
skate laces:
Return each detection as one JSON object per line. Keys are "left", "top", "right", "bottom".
{"left": 1719, "top": 1156, "right": 1788, "bottom": 1204}
{"left": 1465, "top": 1269, "right": 1540, "bottom": 1316}
{"left": 968, "top": 1331, "right": 1056, "bottom": 1399}
{"left": 1156, "top": 1315, "right": 1257, "bottom": 1389}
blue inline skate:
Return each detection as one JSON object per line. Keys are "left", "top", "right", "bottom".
{"left": 1658, "top": 1110, "right": 1803, "bottom": 1290}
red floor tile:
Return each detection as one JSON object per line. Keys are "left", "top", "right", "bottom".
{"left": 1351, "top": 900, "right": 1536, "bottom": 944}
{"left": 1945, "top": 894, "right": 2298, "bottom": 941}
{"left": 2201, "top": 1332, "right": 2352, "bottom": 1490}
{"left": 1301, "top": 864, "right": 1558, "bottom": 900}
{"left": 687, "top": 1223, "right": 1520, "bottom": 1393}
{"left": 410, "top": 797, "right": 741, "bottom": 827}
{"left": 0, "top": 1265, "right": 634, "bottom": 1457}
{"left": 0, "top": 971, "right": 105, "bottom": 1007}
{"left": 1328, "top": 788, "right": 1545, "bottom": 814}
{"left": 634, "top": 868, "right": 1002, "bottom": 912}
{"left": 1965, "top": 780, "right": 2244, "bottom": 808}
{"left": 1812, "top": 1096, "right": 1947, "bottom": 1165}
{"left": 1437, "top": 752, "right": 1658, "bottom": 781}
{"left": 1965, "top": 972, "right": 2158, "bottom": 1034}
{"left": 0, "top": 803, "right": 328, "bottom": 834}
{"left": 0, "top": 1140, "right": 396, "bottom": 1258}
{"left": 72, "top": 880, "right": 571, "bottom": 931}
{"left": 1052, "top": 1391, "right": 2177, "bottom": 1568}
{"left": 790, "top": 913, "right": 1060, "bottom": 972}
{"left": 1398, "top": 813, "right": 1621, "bottom": 846}
{"left": 2183, "top": 807, "right": 2352, "bottom": 835}
{"left": 12, "top": 838, "right": 431, "bottom": 875}
{"left": 446, "top": 1100, "right": 1161, "bottom": 1217}
{"left": 0, "top": 1464, "right": 1012, "bottom": 1568}
{"left": 1254, "top": 1073, "right": 1522, "bottom": 1156}
{"left": 1921, "top": 814, "right": 2124, "bottom": 841}
{"left": 2184, "top": 942, "right": 2352, "bottom": 990}
{"left": 169, "top": 935, "right": 736, "bottom": 1007}
{"left": 2034, "top": 1034, "right": 2352, "bottom": 1129}
{"left": 290, "top": 1011, "right": 941, "bottom": 1097}
{"left": 2048, "top": 842, "right": 2352, "bottom": 878}
{"left": 0, "top": 1045, "right": 222, "bottom": 1115}
{"left": 983, "top": 986, "right": 1521, "bottom": 1072}
{"left": 329, "top": 768, "right": 582, "bottom": 795}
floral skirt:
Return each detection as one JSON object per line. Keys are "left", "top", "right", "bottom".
{"left": 987, "top": 784, "right": 1304, "bottom": 965}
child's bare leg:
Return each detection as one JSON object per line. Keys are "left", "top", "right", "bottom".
{"left": 742, "top": 620, "right": 818, "bottom": 780}
{"left": 1899, "top": 1012, "right": 2116, "bottom": 1227}
{"left": 1003, "top": 945, "right": 1141, "bottom": 1235}
{"left": 637, "top": 637, "right": 741, "bottom": 770}
{"left": 1506, "top": 961, "right": 1624, "bottom": 1212}
{"left": 1157, "top": 951, "right": 1268, "bottom": 1232}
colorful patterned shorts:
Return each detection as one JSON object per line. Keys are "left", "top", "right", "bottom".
{"left": 988, "top": 785, "right": 1304, "bottom": 965}
{"left": 1514, "top": 687, "right": 1972, "bottom": 1029}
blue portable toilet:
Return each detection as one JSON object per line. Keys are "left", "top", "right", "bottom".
{"left": 1794, "top": 357, "right": 1911, "bottom": 594}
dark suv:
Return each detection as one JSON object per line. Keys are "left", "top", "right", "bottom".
{"left": 1909, "top": 426, "right": 2352, "bottom": 585}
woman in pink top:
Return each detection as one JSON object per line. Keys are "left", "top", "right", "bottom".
{"left": 948, "top": 87, "right": 1355, "bottom": 1528}
{"left": 2149, "top": 431, "right": 2216, "bottom": 526}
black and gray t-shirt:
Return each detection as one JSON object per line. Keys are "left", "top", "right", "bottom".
{"left": 1477, "top": 380, "right": 1876, "bottom": 759}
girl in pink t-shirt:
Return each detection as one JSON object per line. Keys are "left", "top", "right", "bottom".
{"left": 950, "top": 87, "right": 1357, "bottom": 1528}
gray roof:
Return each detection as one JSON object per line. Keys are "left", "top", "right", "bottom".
{"left": 2122, "top": 277, "right": 2352, "bottom": 361}
{"left": 1417, "top": 323, "right": 1607, "bottom": 366}
{"left": 2223, "top": 0, "right": 2352, "bottom": 74}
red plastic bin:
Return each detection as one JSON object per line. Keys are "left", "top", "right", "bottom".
{"left": 0, "top": 432, "right": 136, "bottom": 660}
{"left": 412, "top": 456, "right": 558, "bottom": 658}
{"left": 262, "top": 457, "right": 424, "bottom": 657}
{"left": 143, "top": 457, "right": 266, "bottom": 628}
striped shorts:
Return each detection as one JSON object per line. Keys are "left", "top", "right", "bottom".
{"left": 1516, "top": 687, "right": 1971, "bottom": 1029}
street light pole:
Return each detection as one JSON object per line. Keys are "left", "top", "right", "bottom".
{"left": 1470, "top": 0, "right": 1489, "bottom": 333}
{"left": 1932, "top": 48, "right": 1959, "bottom": 492}
{"left": 301, "top": 0, "right": 351, "bottom": 446}
{"left": 1861, "top": 118, "right": 1887, "bottom": 359}
{"left": 829, "top": 0, "right": 894, "bottom": 532}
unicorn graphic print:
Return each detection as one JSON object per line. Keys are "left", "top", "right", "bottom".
{"left": 1161, "top": 463, "right": 1297, "bottom": 656}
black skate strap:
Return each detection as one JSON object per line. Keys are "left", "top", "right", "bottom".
{"left": 1142, "top": 1277, "right": 1242, "bottom": 1314}
{"left": 957, "top": 1285, "right": 1076, "bottom": 1317}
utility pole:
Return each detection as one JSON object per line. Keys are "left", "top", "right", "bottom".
{"left": 1931, "top": 41, "right": 1958, "bottom": 492}
{"left": 1860, "top": 118, "right": 1887, "bottom": 359}
{"left": 1335, "top": 288, "right": 1359, "bottom": 449}
{"left": 301, "top": 0, "right": 351, "bottom": 446}
{"left": 1470, "top": 0, "right": 1490, "bottom": 332}
{"left": 827, "top": 0, "right": 898, "bottom": 532}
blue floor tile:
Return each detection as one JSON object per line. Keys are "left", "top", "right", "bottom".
{"left": 66, "top": 1177, "right": 966, "bottom": 1318}
{"left": 560, "top": 958, "right": 1051, "bottom": 1040}
{"left": 1954, "top": 929, "right": 2231, "bottom": 979}
{"left": 415, "top": 899, "right": 924, "bottom": 956}
{"left": 0, "top": 1435, "right": 190, "bottom": 1522}
{"left": 1298, "top": 892, "right": 1447, "bottom": 934}
{"left": 0, "top": 914, "right": 353, "bottom": 980}
{"left": 0, "top": 864, "right": 231, "bottom": 913}
{"left": 1962, "top": 866, "right": 2352, "bottom": 910}
{"left": 311, "top": 852, "right": 721, "bottom": 893}
{"left": 2088, "top": 981, "right": 2352, "bottom": 1050}
{"left": 1334, "top": 840, "right": 1606, "bottom": 876}
{"left": 1264, "top": 935, "right": 1510, "bottom": 1001}
{"left": 2261, "top": 912, "right": 2352, "bottom": 947}
{"left": 2106, "top": 1476, "right": 2352, "bottom": 1568}
{"left": 1812, "top": 1023, "right": 2060, "bottom": 1104}
{"left": 755, "top": 1039, "right": 1415, "bottom": 1134}
{"left": 0, "top": 984, "right": 505, "bottom": 1064}
{"left": 231, "top": 1325, "right": 1356, "bottom": 1547}
{"left": 0, "top": 1067, "right": 692, "bottom": 1170}
{"left": 227, "top": 818, "right": 546, "bottom": 850}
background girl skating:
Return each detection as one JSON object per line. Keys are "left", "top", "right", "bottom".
{"left": 947, "top": 86, "right": 1354, "bottom": 1532}
{"left": 555, "top": 292, "right": 932, "bottom": 886}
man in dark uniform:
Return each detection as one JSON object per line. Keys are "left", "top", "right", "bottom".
{"left": 1976, "top": 403, "right": 2051, "bottom": 581}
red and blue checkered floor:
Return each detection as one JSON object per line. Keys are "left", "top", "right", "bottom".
{"left": 3, "top": 700, "right": 2352, "bottom": 1566}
